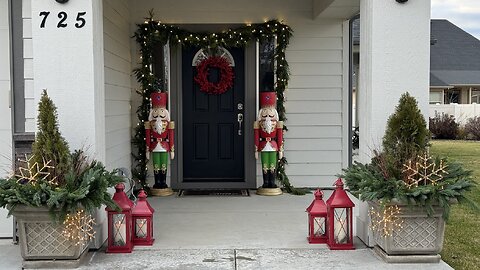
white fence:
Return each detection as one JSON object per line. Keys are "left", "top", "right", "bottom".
{"left": 430, "top": 104, "right": 480, "bottom": 125}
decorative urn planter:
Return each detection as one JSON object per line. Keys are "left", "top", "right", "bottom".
{"left": 13, "top": 205, "right": 89, "bottom": 260}
{"left": 369, "top": 201, "right": 446, "bottom": 263}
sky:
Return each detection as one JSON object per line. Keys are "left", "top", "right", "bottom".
{"left": 431, "top": 0, "right": 480, "bottom": 39}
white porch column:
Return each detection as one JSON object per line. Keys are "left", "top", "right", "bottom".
{"left": 30, "top": 0, "right": 106, "bottom": 248}
{"left": 357, "top": 0, "right": 430, "bottom": 245}
{"left": 0, "top": 0, "right": 13, "bottom": 238}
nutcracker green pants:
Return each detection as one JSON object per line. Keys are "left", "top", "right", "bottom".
{"left": 261, "top": 151, "right": 277, "bottom": 173}
{"left": 152, "top": 152, "right": 168, "bottom": 173}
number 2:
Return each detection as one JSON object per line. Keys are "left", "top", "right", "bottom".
{"left": 39, "top": 11, "right": 50, "bottom": 28}
{"left": 57, "top": 12, "right": 67, "bottom": 28}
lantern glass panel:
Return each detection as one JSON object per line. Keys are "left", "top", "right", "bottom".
{"left": 135, "top": 218, "right": 148, "bottom": 238}
{"left": 112, "top": 213, "right": 127, "bottom": 246}
{"left": 314, "top": 216, "right": 326, "bottom": 236}
{"left": 333, "top": 208, "right": 350, "bottom": 244}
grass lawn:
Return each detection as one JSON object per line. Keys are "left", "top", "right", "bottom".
{"left": 430, "top": 140, "right": 480, "bottom": 270}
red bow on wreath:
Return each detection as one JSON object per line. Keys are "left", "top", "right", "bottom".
{"left": 194, "top": 56, "right": 234, "bottom": 95}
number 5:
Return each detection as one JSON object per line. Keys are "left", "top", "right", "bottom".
{"left": 75, "top": 12, "right": 87, "bottom": 28}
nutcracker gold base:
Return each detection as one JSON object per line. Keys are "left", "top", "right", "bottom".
{"left": 151, "top": 187, "right": 174, "bottom": 197}
{"left": 256, "top": 187, "right": 283, "bottom": 196}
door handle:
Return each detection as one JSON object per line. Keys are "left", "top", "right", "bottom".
{"left": 237, "top": 113, "right": 243, "bottom": 135}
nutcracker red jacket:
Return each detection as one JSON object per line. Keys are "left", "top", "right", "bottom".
{"left": 254, "top": 121, "right": 284, "bottom": 152}
{"left": 145, "top": 120, "right": 175, "bottom": 152}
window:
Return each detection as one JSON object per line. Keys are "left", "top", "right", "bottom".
{"left": 445, "top": 89, "right": 460, "bottom": 104}
{"left": 429, "top": 91, "right": 443, "bottom": 104}
{"left": 471, "top": 88, "right": 480, "bottom": 104}
{"left": 259, "top": 38, "right": 275, "bottom": 92}
{"left": 152, "top": 43, "right": 170, "bottom": 90}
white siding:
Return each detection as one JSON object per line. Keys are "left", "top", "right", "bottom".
{"left": 103, "top": 0, "right": 132, "bottom": 172}
{"left": 23, "top": 0, "right": 35, "bottom": 132}
{"left": 129, "top": 0, "right": 349, "bottom": 188}
{"left": 0, "top": 0, "right": 13, "bottom": 237}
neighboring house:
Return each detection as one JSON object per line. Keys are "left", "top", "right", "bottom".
{"left": 352, "top": 18, "right": 480, "bottom": 126}
{"left": 429, "top": 19, "right": 480, "bottom": 124}
{"left": 0, "top": 0, "right": 430, "bottom": 247}
{"left": 430, "top": 19, "right": 480, "bottom": 105}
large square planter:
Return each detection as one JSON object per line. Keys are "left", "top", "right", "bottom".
{"left": 368, "top": 201, "right": 445, "bottom": 263}
{"left": 13, "top": 205, "right": 89, "bottom": 261}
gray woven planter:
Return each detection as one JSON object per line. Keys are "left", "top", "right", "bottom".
{"left": 369, "top": 201, "right": 445, "bottom": 257}
{"left": 13, "top": 205, "right": 89, "bottom": 261}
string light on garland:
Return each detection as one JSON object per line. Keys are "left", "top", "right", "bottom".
{"left": 62, "top": 209, "right": 96, "bottom": 246}
{"left": 402, "top": 153, "right": 448, "bottom": 188}
{"left": 369, "top": 205, "right": 403, "bottom": 237}
{"left": 132, "top": 11, "right": 305, "bottom": 194}
{"left": 15, "top": 154, "right": 57, "bottom": 186}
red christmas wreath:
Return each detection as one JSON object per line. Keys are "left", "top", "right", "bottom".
{"left": 194, "top": 56, "right": 234, "bottom": 95}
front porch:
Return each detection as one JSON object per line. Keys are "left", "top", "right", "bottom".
{"left": 1, "top": 193, "right": 451, "bottom": 269}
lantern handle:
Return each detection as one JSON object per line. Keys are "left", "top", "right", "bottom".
{"left": 116, "top": 167, "right": 137, "bottom": 201}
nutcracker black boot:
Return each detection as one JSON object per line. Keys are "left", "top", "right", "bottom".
{"left": 269, "top": 170, "right": 278, "bottom": 188}
{"left": 262, "top": 171, "right": 269, "bottom": 188}
{"left": 159, "top": 171, "right": 168, "bottom": 189}
{"left": 153, "top": 171, "right": 162, "bottom": 189}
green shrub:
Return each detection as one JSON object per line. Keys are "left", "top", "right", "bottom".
{"left": 382, "top": 92, "right": 429, "bottom": 178}
{"left": 342, "top": 93, "right": 474, "bottom": 219}
{"left": 429, "top": 112, "right": 459, "bottom": 140}
{"left": 0, "top": 91, "right": 121, "bottom": 222}
{"left": 465, "top": 116, "right": 480, "bottom": 140}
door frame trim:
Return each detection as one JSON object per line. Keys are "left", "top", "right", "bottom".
{"left": 170, "top": 43, "right": 257, "bottom": 189}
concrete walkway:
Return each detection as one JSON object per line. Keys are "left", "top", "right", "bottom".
{"left": 0, "top": 191, "right": 452, "bottom": 269}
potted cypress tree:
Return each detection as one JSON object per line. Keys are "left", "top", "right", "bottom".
{"left": 0, "top": 90, "right": 121, "bottom": 264}
{"left": 342, "top": 93, "right": 475, "bottom": 263}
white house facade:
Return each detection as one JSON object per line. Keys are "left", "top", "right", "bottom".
{"left": 0, "top": 0, "right": 430, "bottom": 247}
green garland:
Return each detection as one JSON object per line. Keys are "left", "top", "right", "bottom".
{"left": 133, "top": 12, "right": 306, "bottom": 195}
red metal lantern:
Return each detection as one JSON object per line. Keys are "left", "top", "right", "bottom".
{"left": 306, "top": 189, "right": 328, "bottom": 244}
{"left": 132, "top": 189, "right": 155, "bottom": 246}
{"left": 106, "top": 183, "right": 133, "bottom": 253}
{"left": 326, "top": 178, "right": 355, "bottom": 250}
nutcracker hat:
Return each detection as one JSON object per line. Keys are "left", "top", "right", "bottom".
{"left": 151, "top": 92, "right": 167, "bottom": 108}
{"left": 260, "top": 92, "right": 276, "bottom": 108}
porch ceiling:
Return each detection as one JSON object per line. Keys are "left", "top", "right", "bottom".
{"left": 313, "top": 0, "right": 360, "bottom": 19}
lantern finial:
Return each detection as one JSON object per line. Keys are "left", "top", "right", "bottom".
{"left": 334, "top": 178, "right": 344, "bottom": 188}
{"left": 138, "top": 189, "right": 147, "bottom": 200}
{"left": 115, "top": 183, "right": 126, "bottom": 192}
{"left": 314, "top": 189, "right": 323, "bottom": 199}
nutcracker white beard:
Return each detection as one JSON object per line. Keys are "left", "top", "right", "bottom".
{"left": 149, "top": 107, "right": 170, "bottom": 134}
{"left": 154, "top": 119, "right": 166, "bottom": 133}
{"left": 261, "top": 117, "right": 276, "bottom": 133}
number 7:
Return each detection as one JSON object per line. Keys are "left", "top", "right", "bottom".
{"left": 39, "top": 11, "right": 50, "bottom": 28}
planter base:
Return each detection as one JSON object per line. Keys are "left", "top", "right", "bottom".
{"left": 22, "top": 248, "right": 92, "bottom": 269}
{"left": 374, "top": 246, "right": 441, "bottom": 264}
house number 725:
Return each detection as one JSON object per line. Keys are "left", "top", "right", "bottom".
{"left": 39, "top": 11, "right": 87, "bottom": 28}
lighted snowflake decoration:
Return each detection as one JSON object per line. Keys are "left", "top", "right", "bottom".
{"left": 369, "top": 205, "right": 403, "bottom": 237}
{"left": 15, "top": 154, "right": 57, "bottom": 185}
{"left": 62, "top": 209, "right": 96, "bottom": 246}
{"left": 402, "top": 153, "right": 448, "bottom": 188}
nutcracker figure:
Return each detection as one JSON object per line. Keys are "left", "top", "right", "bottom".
{"left": 254, "top": 92, "right": 284, "bottom": 196}
{"left": 145, "top": 92, "right": 174, "bottom": 196}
